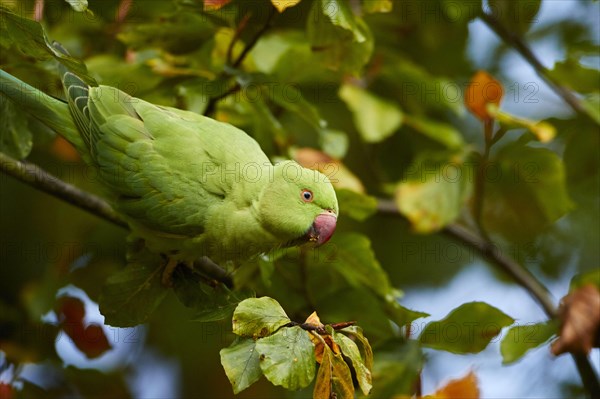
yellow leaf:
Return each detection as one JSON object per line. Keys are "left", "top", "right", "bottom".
{"left": 465, "top": 71, "right": 504, "bottom": 122}
{"left": 271, "top": 0, "right": 302, "bottom": 13}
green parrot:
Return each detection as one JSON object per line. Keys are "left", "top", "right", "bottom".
{"left": 0, "top": 48, "right": 338, "bottom": 284}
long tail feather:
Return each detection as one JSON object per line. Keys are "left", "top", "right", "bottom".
{"left": 52, "top": 41, "right": 94, "bottom": 149}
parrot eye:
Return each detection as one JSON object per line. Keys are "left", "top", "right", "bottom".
{"left": 301, "top": 189, "right": 314, "bottom": 202}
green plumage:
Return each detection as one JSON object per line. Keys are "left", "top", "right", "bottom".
{"left": 0, "top": 52, "right": 339, "bottom": 271}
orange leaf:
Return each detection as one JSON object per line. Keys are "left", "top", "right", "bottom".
{"left": 428, "top": 371, "right": 480, "bottom": 399}
{"left": 465, "top": 71, "right": 504, "bottom": 122}
{"left": 305, "top": 311, "right": 340, "bottom": 363}
{"left": 551, "top": 284, "right": 600, "bottom": 356}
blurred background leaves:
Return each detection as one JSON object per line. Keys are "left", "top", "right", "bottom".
{"left": 0, "top": 0, "right": 599, "bottom": 398}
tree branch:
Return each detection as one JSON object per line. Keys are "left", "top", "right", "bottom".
{"left": 479, "top": 12, "right": 592, "bottom": 120}
{"left": 377, "top": 199, "right": 557, "bottom": 316}
{"left": 0, "top": 151, "right": 233, "bottom": 287}
{"left": 376, "top": 199, "right": 600, "bottom": 395}
{"left": 0, "top": 151, "right": 127, "bottom": 229}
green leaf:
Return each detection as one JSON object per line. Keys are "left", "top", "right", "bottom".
{"left": 500, "top": 320, "right": 558, "bottom": 364}
{"left": 320, "top": 0, "right": 366, "bottom": 41}
{"left": 232, "top": 297, "right": 290, "bottom": 338}
{"left": 396, "top": 151, "right": 472, "bottom": 233}
{"left": 419, "top": 302, "right": 515, "bottom": 354}
{"left": 549, "top": 58, "right": 600, "bottom": 94}
{"left": 252, "top": 30, "right": 329, "bottom": 82}
{"left": 307, "top": 0, "right": 374, "bottom": 74}
{"left": 403, "top": 116, "right": 464, "bottom": 148}
{"left": 306, "top": 233, "right": 427, "bottom": 336}
{"left": 336, "top": 189, "right": 377, "bottom": 221}
{"left": 340, "top": 325, "right": 373, "bottom": 370}
{"left": 313, "top": 342, "right": 354, "bottom": 399}
{"left": 172, "top": 267, "right": 253, "bottom": 322}
{"left": 0, "top": 95, "right": 32, "bottom": 159}
{"left": 256, "top": 326, "right": 316, "bottom": 390}
{"left": 333, "top": 332, "right": 372, "bottom": 395}
{"left": 363, "top": 0, "right": 393, "bottom": 13}
{"left": 379, "top": 56, "right": 465, "bottom": 115}
{"left": 118, "top": 12, "right": 215, "bottom": 54}
{"left": 0, "top": 7, "right": 95, "bottom": 84}
{"left": 98, "top": 245, "right": 167, "bottom": 327}
{"left": 582, "top": 93, "right": 600, "bottom": 125}
{"left": 339, "top": 84, "right": 403, "bottom": 143}
{"left": 484, "top": 143, "right": 575, "bottom": 240}
{"left": 320, "top": 129, "right": 349, "bottom": 159}
{"left": 369, "top": 339, "right": 423, "bottom": 399}
{"left": 385, "top": 300, "right": 429, "bottom": 327}
{"left": 220, "top": 337, "right": 262, "bottom": 394}
{"left": 267, "top": 80, "right": 324, "bottom": 130}
{"left": 318, "top": 233, "right": 391, "bottom": 298}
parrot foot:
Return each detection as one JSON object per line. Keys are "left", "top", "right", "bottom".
{"left": 161, "top": 258, "right": 179, "bottom": 287}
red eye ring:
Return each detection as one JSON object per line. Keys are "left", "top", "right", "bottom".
{"left": 301, "top": 189, "right": 313, "bottom": 202}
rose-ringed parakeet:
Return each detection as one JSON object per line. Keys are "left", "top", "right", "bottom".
{"left": 0, "top": 48, "right": 338, "bottom": 284}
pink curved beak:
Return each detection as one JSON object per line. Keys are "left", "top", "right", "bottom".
{"left": 310, "top": 212, "right": 337, "bottom": 246}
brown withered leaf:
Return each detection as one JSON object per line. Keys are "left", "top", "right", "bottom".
{"left": 305, "top": 312, "right": 340, "bottom": 364}
{"left": 465, "top": 71, "right": 503, "bottom": 122}
{"left": 56, "top": 297, "right": 112, "bottom": 359}
{"left": 551, "top": 284, "right": 600, "bottom": 356}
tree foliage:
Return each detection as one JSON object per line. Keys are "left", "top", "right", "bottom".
{"left": 0, "top": 0, "right": 599, "bottom": 398}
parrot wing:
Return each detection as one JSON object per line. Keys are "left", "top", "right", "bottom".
{"left": 79, "top": 83, "right": 270, "bottom": 237}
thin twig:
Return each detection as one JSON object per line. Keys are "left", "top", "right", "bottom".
{"left": 0, "top": 151, "right": 126, "bottom": 229}
{"left": 226, "top": 12, "right": 252, "bottom": 66}
{"left": 441, "top": 222, "right": 556, "bottom": 317}
{"left": 381, "top": 198, "right": 557, "bottom": 316}
{"left": 203, "top": 6, "right": 276, "bottom": 116}
{"left": 479, "top": 12, "right": 591, "bottom": 119}
{"left": 232, "top": 7, "right": 275, "bottom": 69}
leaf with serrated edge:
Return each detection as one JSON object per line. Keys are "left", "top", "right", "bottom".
{"left": 232, "top": 297, "right": 290, "bottom": 338}
{"left": 419, "top": 302, "right": 514, "bottom": 354}
{"left": 333, "top": 332, "right": 372, "bottom": 395}
{"left": 98, "top": 262, "right": 167, "bottom": 327}
{"left": 256, "top": 326, "right": 315, "bottom": 390}
{"left": 220, "top": 338, "right": 262, "bottom": 394}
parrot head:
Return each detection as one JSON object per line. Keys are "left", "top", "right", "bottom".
{"left": 257, "top": 161, "right": 339, "bottom": 248}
